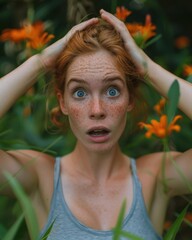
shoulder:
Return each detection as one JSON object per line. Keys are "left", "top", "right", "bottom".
{"left": 136, "top": 151, "right": 181, "bottom": 172}
{"left": 135, "top": 150, "right": 192, "bottom": 197}
{"left": 7, "top": 149, "right": 55, "bottom": 169}
{"left": 6, "top": 149, "right": 55, "bottom": 187}
{"left": 0, "top": 149, "right": 56, "bottom": 197}
{"left": 134, "top": 152, "right": 181, "bottom": 187}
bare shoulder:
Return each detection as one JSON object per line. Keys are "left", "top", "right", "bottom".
{"left": 7, "top": 149, "right": 55, "bottom": 172}
{"left": 134, "top": 151, "right": 181, "bottom": 185}
{"left": 0, "top": 149, "right": 55, "bottom": 196}
{"left": 135, "top": 150, "right": 192, "bottom": 197}
{"left": 136, "top": 151, "right": 181, "bottom": 172}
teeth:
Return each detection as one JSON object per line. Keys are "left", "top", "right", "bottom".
{"left": 89, "top": 129, "right": 108, "bottom": 136}
{"left": 93, "top": 130, "right": 103, "bottom": 133}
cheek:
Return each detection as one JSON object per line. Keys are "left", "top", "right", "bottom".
{"left": 108, "top": 100, "right": 129, "bottom": 118}
{"left": 66, "top": 102, "right": 86, "bottom": 127}
{"left": 110, "top": 105, "right": 127, "bottom": 116}
{"left": 68, "top": 107, "right": 81, "bottom": 119}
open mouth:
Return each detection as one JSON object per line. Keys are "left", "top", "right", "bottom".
{"left": 87, "top": 128, "right": 110, "bottom": 137}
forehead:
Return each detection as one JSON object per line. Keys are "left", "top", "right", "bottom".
{"left": 65, "top": 49, "right": 125, "bottom": 82}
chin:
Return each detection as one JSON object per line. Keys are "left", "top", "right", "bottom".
{"left": 83, "top": 141, "right": 118, "bottom": 154}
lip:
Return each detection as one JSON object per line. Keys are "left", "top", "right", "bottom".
{"left": 86, "top": 126, "right": 111, "bottom": 143}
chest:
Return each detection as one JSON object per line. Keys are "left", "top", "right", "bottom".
{"left": 61, "top": 174, "right": 134, "bottom": 230}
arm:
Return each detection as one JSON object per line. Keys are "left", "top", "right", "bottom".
{"left": 0, "top": 55, "right": 43, "bottom": 118}
{"left": 0, "top": 18, "right": 98, "bottom": 196}
{"left": 100, "top": 10, "right": 192, "bottom": 196}
{"left": 100, "top": 9, "right": 192, "bottom": 120}
{"left": 0, "top": 18, "right": 98, "bottom": 118}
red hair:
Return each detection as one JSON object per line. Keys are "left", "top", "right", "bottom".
{"left": 50, "top": 19, "right": 143, "bottom": 131}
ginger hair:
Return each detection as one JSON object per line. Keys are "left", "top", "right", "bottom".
{"left": 50, "top": 19, "right": 143, "bottom": 131}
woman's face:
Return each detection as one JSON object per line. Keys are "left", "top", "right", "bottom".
{"left": 58, "top": 49, "right": 133, "bottom": 152}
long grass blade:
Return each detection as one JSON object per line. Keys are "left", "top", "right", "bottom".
{"left": 2, "top": 214, "right": 24, "bottom": 240}
{"left": 166, "top": 80, "right": 180, "bottom": 124}
{"left": 164, "top": 205, "right": 188, "bottom": 240}
{"left": 113, "top": 199, "right": 126, "bottom": 240}
{"left": 40, "top": 220, "right": 55, "bottom": 240}
{"left": 4, "top": 172, "right": 39, "bottom": 240}
{"left": 121, "top": 230, "right": 144, "bottom": 240}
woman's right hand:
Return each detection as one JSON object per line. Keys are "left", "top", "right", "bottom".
{"left": 0, "top": 18, "right": 98, "bottom": 117}
{"left": 39, "top": 18, "right": 98, "bottom": 71}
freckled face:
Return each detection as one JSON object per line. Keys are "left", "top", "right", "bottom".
{"left": 59, "top": 50, "right": 133, "bottom": 152}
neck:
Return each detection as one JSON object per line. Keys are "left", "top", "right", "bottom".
{"left": 70, "top": 142, "right": 127, "bottom": 182}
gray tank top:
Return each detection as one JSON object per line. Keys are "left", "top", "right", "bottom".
{"left": 39, "top": 157, "right": 162, "bottom": 240}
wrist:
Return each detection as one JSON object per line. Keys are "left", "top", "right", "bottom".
{"left": 142, "top": 55, "right": 156, "bottom": 82}
{"left": 27, "top": 54, "right": 45, "bottom": 73}
{"left": 146, "top": 59, "right": 159, "bottom": 79}
{"left": 35, "top": 53, "right": 50, "bottom": 73}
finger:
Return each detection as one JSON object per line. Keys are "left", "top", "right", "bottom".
{"left": 66, "top": 17, "right": 98, "bottom": 42}
{"left": 100, "top": 9, "right": 122, "bottom": 25}
{"left": 100, "top": 9, "right": 133, "bottom": 40}
{"left": 73, "top": 17, "right": 99, "bottom": 32}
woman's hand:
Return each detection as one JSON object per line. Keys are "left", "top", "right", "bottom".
{"left": 100, "top": 9, "right": 192, "bottom": 119}
{"left": 39, "top": 17, "right": 98, "bottom": 71}
{"left": 100, "top": 9, "right": 149, "bottom": 76}
{"left": 0, "top": 18, "right": 98, "bottom": 117}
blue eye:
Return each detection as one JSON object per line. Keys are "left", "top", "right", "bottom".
{"left": 107, "top": 87, "right": 120, "bottom": 97}
{"left": 74, "top": 89, "right": 87, "bottom": 98}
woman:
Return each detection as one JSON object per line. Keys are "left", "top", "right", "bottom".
{"left": 0, "top": 9, "right": 191, "bottom": 240}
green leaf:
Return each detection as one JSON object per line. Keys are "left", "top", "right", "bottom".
{"left": 164, "top": 205, "right": 188, "bottom": 240}
{"left": 143, "top": 34, "right": 162, "bottom": 49}
{"left": 40, "top": 220, "right": 55, "bottom": 240}
{"left": 0, "top": 225, "right": 7, "bottom": 239}
{"left": 121, "top": 230, "right": 144, "bottom": 240}
{"left": 4, "top": 172, "right": 39, "bottom": 240}
{"left": 166, "top": 80, "right": 180, "bottom": 124}
{"left": 0, "top": 130, "right": 12, "bottom": 137}
{"left": 2, "top": 214, "right": 24, "bottom": 240}
{"left": 186, "top": 75, "right": 192, "bottom": 83}
{"left": 113, "top": 199, "right": 126, "bottom": 240}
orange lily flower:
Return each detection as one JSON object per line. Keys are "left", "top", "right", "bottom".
{"left": 185, "top": 212, "right": 192, "bottom": 223}
{"left": 115, "top": 6, "right": 132, "bottom": 21}
{"left": 139, "top": 114, "right": 182, "bottom": 139}
{"left": 183, "top": 65, "right": 192, "bottom": 77}
{"left": 25, "top": 22, "right": 54, "bottom": 49}
{"left": 163, "top": 220, "right": 172, "bottom": 230}
{"left": 0, "top": 28, "right": 27, "bottom": 42}
{"left": 175, "top": 36, "right": 190, "bottom": 49}
{"left": 154, "top": 98, "right": 166, "bottom": 115}
{"left": 0, "top": 21, "right": 54, "bottom": 50}
{"left": 126, "top": 14, "right": 156, "bottom": 42}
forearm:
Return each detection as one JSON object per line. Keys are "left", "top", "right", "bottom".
{"left": 146, "top": 58, "right": 192, "bottom": 119}
{"left": 0, "top": 55, "right": 44, "bottom": 117}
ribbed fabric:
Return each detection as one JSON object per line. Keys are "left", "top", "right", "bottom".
{"left": 39, "top": 157, "right": 162, "bottom": 240}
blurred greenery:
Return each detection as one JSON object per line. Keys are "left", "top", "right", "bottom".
{"left": 0, "top": 0, "right": 192, "bottom": 239}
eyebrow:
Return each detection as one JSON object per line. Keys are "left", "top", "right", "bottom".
{"left": 103, "top": 76, "right": 125, "bottom": 85}
{"left": 66, "top": 76, "right": 125, "bottom": 88}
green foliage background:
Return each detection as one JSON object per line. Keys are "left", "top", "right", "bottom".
{"left": 0, "top": 0, "right": 192, "bottom": 239}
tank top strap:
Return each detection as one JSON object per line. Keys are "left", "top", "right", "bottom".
{"left": 130, "top": 158, "right": 141, "bottom": 188}
{"left": 54, "top": 156, "right": 61, "bottom": 189}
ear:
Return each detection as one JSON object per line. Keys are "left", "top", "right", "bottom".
{"left": 57, "top": 92, "right": 68, "bottom": 115}
{"left": 127, "top": 98, "right": 134, "bottom": 112}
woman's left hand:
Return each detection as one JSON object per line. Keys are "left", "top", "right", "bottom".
{"left": 100, "top": 9, "right": 150, "bottom": 76}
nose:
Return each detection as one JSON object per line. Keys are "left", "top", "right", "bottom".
{"left": 89, "top": 97, "right": 106, "bottom": 120}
